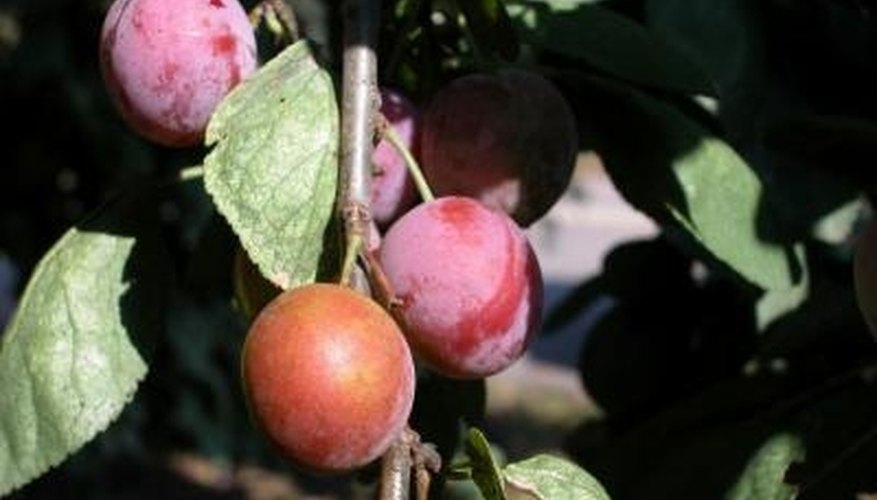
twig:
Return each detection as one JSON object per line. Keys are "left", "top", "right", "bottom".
{"left": 410, "top": 429, "right": 442, "bottom": 500}
{"left": 379, "top": 427, "right": 415, "bottom": 500}
{"left": 338, "top": 0, "right": 379, "bottom": 287}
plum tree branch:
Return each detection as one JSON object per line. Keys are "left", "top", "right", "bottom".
{"left": 339, "top": 4, "right": 440, "bottom": 499}
{"left": 338, "top": 0, "right": 379, "bottom": 286}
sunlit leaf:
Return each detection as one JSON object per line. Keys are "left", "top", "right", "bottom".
{"left": 570, "top": 76, "right": 801, "bottom": 290}
{"left": 726, "top": 434, "right": 804, "bottom": 500}
{"left": 504, "top": 454, "right": 611, "bottom": 500}
{"left": 205, "top": 41, "right": 339, "bottom": 290}
{"left": 0, "top": 197, "right": 161, "bottom": 495}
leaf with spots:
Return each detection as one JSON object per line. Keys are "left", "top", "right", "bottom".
{"left": 0, "top": 194, "right": 164, "bottom": 496}
{"left": 504, "top": 454, "right": 611, "bottom": 500}
{"left": 726, "top": 434, "right": 804, "bottom": 500}
{"left": 204, "top": 41, "right": 339, "bottom": 289}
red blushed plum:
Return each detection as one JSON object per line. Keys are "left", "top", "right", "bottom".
{"left": 421, "top": 70, "right": 578, "bottom": 226}
{"left": 242, "top": 284, "right": 415, "bottom": 473}
{"left": 379, "top": 196, "right": 543, "bottom": 379}
{"left": 100, "top": 0, "right": 257, "bottom": 147}
{"left": 855, "top": 219, "right": 877, "bottom": 340}
{"left": 372, "top": 89, "right": 419, "bottom": 228}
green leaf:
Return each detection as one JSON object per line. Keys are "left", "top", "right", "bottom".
{"left": 504, "top": 454, "right": 611, "bottom": 500}
{"left": 507, "top": 1, "right": 715, "bottom": 96}
{"left": 725, "top": 434, "right": 804, "bottom": 500}
{"left": 0, "top": 199, "right": 155, "bottom": 496}
{"left": 465, "top": 428, "right": 507, "bottom": 500}
{"left": 204, "top": 41, "right": 339, "bottom": 290}
{"left": 571, "top": 76, "right": 800, "bottom": 290}
{"left": 455, "top": 0, "right": 520, "bottom": 61}
{"left": 756, "top": 245, "right": 809, "bottom": 332}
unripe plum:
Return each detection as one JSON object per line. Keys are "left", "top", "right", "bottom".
{"left": 372, "top": 89, "right": 419, "bottom": 229}
{"left": 421, "top": 70, "right": 578, "bottom": 226}
{"left": 242, "top": 284, "right": 415, "bottom": 472}
{"left": 379, "top": 196, "right": 543, "bottom": 379}
{"left": 854, "top": 219, "right": 877, "bottom": 339}
{"left": 100, "top": 0, "right": 257, "bottom": 147}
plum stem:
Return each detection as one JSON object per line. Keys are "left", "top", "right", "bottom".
{"left": 379, "top": 114, "right": 435, "bottom": 202}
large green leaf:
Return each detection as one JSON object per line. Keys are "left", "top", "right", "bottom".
{"left": 569, "top": 76, "right": 800, "bottom": 290}
{"left": 507, "top": 1, "right": 715, "bottom": 96}
{"left": 0, "top": 199, "right": 156, "bottom": 495}
{"left": 205, "top": 41, "right": 339, "bottom": 290}
{"left": 504, "top": 454, "right": 611, "bottom": 500}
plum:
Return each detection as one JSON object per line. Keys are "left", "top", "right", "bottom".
{"left": 421, "top": 69, "right": 577, "bottom": 226}
{"left": 242, "top": 283, "right": 415, "bottom": 472}
{"left": 380, "top": 196, "right": 543, "bottom": 379}
{"left": 100, "top": 0, "right": 257, "bottom": 146}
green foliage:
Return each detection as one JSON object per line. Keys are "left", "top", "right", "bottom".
{"left": 204, "top": 41, "right": 339, "bottom": 290}
{"left": 4, "top": 0, "right": 877, "bottom": 497}
{"left": 465, "top": 428, "right": 507, "bottom": 500}
{"left": 508, "top": 0, "right": 715, "bottom": 95}
{"left": 565, "top": 76, "right": 802, "bottom": 290}
{"left": 0, "top": 196, "right": 161, "bottom": 496}
{"left": 726, "top": 434, "right": 803, "bottom": 500}
{"left": 505, "top": 454, "right": 611, "bottom": 500}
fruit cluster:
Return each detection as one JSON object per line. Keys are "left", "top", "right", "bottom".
{"left": 99, "top": 0, "right": 577, "bottom": 474}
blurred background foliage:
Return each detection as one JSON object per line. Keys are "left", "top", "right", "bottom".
{"left": 3, "top": 0, "right": 877, "bottom": 498}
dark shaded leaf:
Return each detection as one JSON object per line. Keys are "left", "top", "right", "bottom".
{"left": 466, "top": 427, "right": 507, "bottom": 500}
{"left": 509, "top": 1, "right": 715, "bottom": 95}
{"left": 456, "top": 0, "right": 520, "bottom": 61}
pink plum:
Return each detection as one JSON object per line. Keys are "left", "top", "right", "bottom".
{"left": 379, "top": 196, "right": 543, "bottom": 379}
{"left": 100, "top": 0, "right": 257, "bottom": 147}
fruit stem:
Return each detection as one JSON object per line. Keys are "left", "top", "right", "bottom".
{"left": 339, "top": 230, "right": 363, "bottom": 287}
{"left": 381, "top": 117, "right": 435, "bottom": 202}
